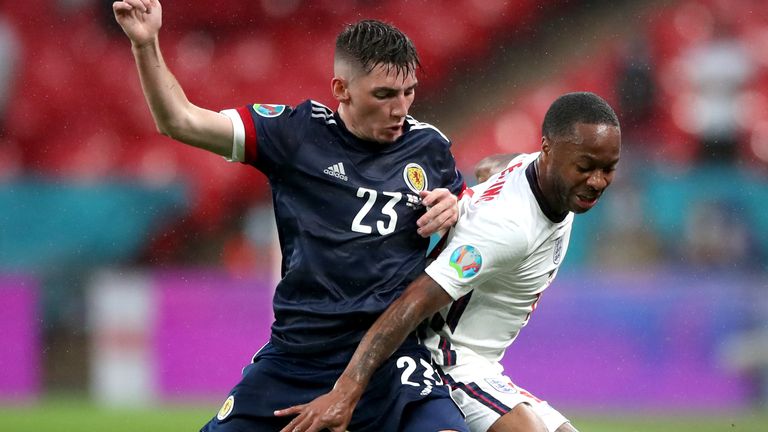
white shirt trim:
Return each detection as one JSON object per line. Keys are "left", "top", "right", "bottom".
{"left": 220, "top": 109, "right": 245, "bottom": 162}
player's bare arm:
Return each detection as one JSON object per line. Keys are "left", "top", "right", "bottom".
{"left": 417, "top": 188, "right": 459, "bottom": 237}
{"left": 274, "top": 273, "right": 454, "bottom": 432}
{"left": 113, "top": 0, "right": 233, "bottom": 157}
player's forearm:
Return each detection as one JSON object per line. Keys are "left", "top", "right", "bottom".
{"left": 131, "top": 40, "right": 176, "bottom": 118}
{"left": 132, "top": 39, "right": 191, "bottom": 137}
{"left": 337, "top": 274, "right": 450, "bottom": 396}
{"left": 342, "top": 298, "right": 420, "bottom": 388}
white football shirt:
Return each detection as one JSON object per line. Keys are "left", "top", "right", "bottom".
{"left": 424, "top": 153, "right": 573, "bottom": 368}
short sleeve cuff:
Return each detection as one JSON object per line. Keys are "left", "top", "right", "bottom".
{"left": 425, "top": 264, "right": 466, "bottom": 301}
{"left": 220, "top": 109, "right": 245, "bottom": 162}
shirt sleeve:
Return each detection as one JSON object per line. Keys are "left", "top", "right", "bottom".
{"left": 220, "top": 108, "right": 247, "bottom": 163}
{"left": 425, "top": 200, "right": 528, "bottom": 300}
{"left": 219, "top": 103, "right": 297, "bottom": 174}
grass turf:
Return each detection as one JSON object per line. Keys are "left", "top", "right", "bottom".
{"left": 1, "top": 399, "right": 766, "bottom": 431}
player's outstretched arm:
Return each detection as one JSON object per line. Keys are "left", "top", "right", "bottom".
{"left": 274, "top": 273, "right": 454, "bottom": 432}
{"left": 113, "top": 0, "right": 233, "bottom": 157}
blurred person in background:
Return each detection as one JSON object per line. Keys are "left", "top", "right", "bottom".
{"left": 276, "top": 92, "right": 621, "bottom": 432}
{"left": 591, "top": 179, "right": 661, "bottom": 269}
{"left": 682, "top": 199, "right": 761, "bottom": 269}
{"left": 0, "top": 13, "right": 20, "bottom": 134}
{"left": 614, "top": 36, "right": 658, "bottom": 157}
{"left": 113, "top": 0, "right": 469, "bottom": 431}
{"left": 682, "top": 20, "right": 754, "bottom": 162}
{"left": 0, "top": 13, "right": 21, "bottom": 179}
{"left": 474, "top": 153, "right": 520, "bottom": 184}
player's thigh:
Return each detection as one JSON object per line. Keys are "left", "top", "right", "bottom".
{"left": 200, "top": 414, "right": 286, "bottom": 432}
{"left": 355, "top": 346, "right": 467, "bottom": 432}
{"left": 487, "top": 403, "right": 546, "bottom": 432}
{"left": 200, "top": 345, "right": 338, "bottom": 431}
{"left": 445, "top": 370, "right": 569, "bottom": 432}
{"left": 399, "top": 394, "right": 469, "bottom": 432}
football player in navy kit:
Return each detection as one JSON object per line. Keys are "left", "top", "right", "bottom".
{"left": 114, "top": 1, "right": 468, "bottom": 431}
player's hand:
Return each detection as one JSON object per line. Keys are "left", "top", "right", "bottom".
{"left": 274, "top": 389, "right": 356, "bottom": 432}
{"left": 417, "top": 188, "right": 458, "bottom": 237}
{"left": 113, "top": 0, "right": 162, "bottom": 48}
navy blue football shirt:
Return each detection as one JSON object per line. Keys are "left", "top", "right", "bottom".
{"left": 222, "top": 100, "right": 465, "bottom": 353}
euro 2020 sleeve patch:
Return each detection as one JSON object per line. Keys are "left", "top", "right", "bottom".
{"left": 449, "top": 245, "right": 482, "bottom": 279}
{"left": 252, "top": 104, "right": 286, "bottom": 118}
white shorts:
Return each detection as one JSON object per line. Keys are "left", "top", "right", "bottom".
{"left": 441, "top": 364, "right": 569, "bottom": 432}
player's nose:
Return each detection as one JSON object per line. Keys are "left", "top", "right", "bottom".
{"left": 586, "top": 170, "right": 609, "bottom": 191}
{"left": 391, "top": 95, "right": 408, "bottom": 118}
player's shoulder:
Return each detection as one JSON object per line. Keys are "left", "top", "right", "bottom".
{"left": 404, "top": 115, "right": 450, "bottom": 147}
{"left": 453, "top": 195, "right": 531, "bottom": 256}
{"left": 284, "top": 99, "right": 322, "bottom": 116}
{"left": 467, "top": 159, "right": 539, "bottom": 222}
{"left": 470, "top": 153, "right": 535, "bottom": 199}
{"left": 467, "top": 192, "right": 530, "bottom": 231}
{"left": 302, "top": 99, "right": 342, "bottom": 129}
{"left": 277, "top": 100, "right": 335, "bottom": 123}
{"left": 244, "top": 102, "right": 294, "bottom": 119}
{"left": 511, "top": 152, "right": 537, "bottom": 166}
{"left": 248, "top": 99, "right": 339, "bottom": 136}
{"left": 305, "top": 99, "right": 333, "bottom": 116}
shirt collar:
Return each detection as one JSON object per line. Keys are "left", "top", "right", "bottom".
{"left": 526, "top": 159, "right": 568, "bottom": 223}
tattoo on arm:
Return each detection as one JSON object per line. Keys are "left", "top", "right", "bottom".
{"left": 343, "top": 274, "right": 451, "bottom": 388}
{"left": 349, "top": 297, "right": 419, "bottom": 383}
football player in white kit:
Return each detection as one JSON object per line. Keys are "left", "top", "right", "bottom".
{"left": 276, "top": 92, "right": 621, "bottom": 432}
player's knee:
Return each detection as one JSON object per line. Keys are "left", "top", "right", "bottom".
{"left": 488, "top": 403, "right": 547, "bottom": 432}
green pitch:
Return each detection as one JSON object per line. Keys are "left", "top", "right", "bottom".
{"left": 0, "top": 398, "right": 212, "bottom": 432}
{"left": 0, "top": 399, "right": 766, "bottom": 431}
{"left": 573, "top": 412, "right": 767, "bottom": 432}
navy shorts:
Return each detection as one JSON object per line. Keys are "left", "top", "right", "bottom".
{"left": 200, "top": 341, "right": 467, "bottom": 432}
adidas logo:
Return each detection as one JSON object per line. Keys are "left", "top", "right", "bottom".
{"left": 323, "top": 162, "right": 348, "bottom": 181}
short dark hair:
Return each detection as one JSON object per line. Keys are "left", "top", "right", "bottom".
{"left": 335, "top": 20, "right": 421, "bottom": 78}
{"left": 542, "top": 92, "right": 620, "bottom": 140}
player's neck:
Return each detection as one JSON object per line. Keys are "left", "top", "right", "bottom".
{"left": 336, "top": 105, "right": 365, "bottom": 140}
{"left": 336, "top": 105, "right": 396, "bottom": 145}
{"left": 533, "top": 158, "right": 567, "bottom": 218}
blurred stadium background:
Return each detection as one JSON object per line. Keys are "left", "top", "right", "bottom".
{"left": 2, "top": 0, "right": 768, "bottom": 430}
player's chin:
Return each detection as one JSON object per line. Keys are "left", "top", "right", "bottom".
{"left": 570, "top": 195, "right": 599, "bottom": 213}
{"left": 376, "top": 128, "right": 402, "bottom": 143}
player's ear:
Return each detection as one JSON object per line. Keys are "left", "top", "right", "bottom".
{"left": 539, "top": 136, "right": 554, "bottom": 167}
{"left": 540, "top": 135, "right": 551, "bottom": 155}
{"left": 332, "top": 77, "right": 350, "bottom": 103}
